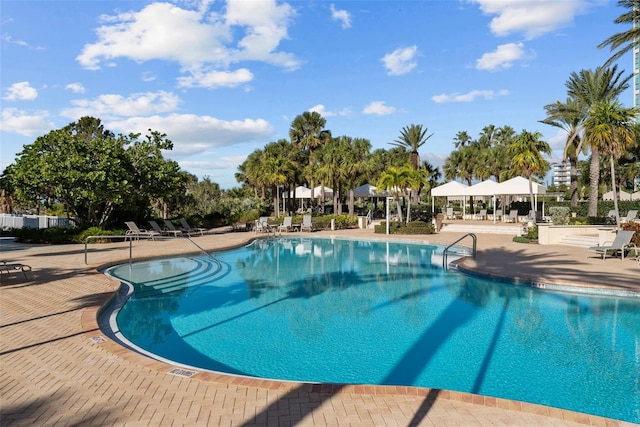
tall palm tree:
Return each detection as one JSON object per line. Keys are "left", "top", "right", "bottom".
{"left": 565, "top": 65, "right": 631, "bottom": 216}
{"left": 509, "top": 130, "right": 552, "bottom": 215}
{"left": 583, "top": 99, "right": 637, "bottom": 227}
{"left": 343, "top": 137, "right": 372, "bottom": 215}
{"left": 540, "top": 98, "right": 585, "bottom": 207}
{"left": 289, "top": 111, "right": 330, "bottom": 206}
{"left": 390, "top": 124, "right": 433, "bottom": 170}
{"left": 598, "top": 0, "right": 640, "bottom": 66}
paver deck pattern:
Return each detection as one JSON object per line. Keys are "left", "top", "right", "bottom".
{"left": 1, "top": 225, "right": 638, "bottom": 427}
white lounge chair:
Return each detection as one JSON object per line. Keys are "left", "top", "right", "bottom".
{"left": 149, "top": 220, "right": 181, "bottom": 237}
{"left": 255, "top": 217, "right": 272, "bottom": 233}
{"left": 621, "top": 210, "right": 638, "bottom": 223}
{"left": 493, "top": 209, "right": 503, "bottom": 221}
{"left": 278, "top": 216, "right": 293, "bottom": 233}
{"left": 125, "top": 221, "right": 159, "bottom": 240}
{"left": 505, "top": 210, "right": 518, "bottom": 223}
{"left": 474, "top": 209, "right": 487, "bottom": 220}
{"left": 300, "top": 214, "right": 313, "bottom": 232}
{"left": 587, "top": 230, "right": 636, "bottom": 260}
{"left": 445, "top": 207, "right": 454, "bottom": 220}
{"left": 179, "top": 218, "right": 206, "bottom": 235}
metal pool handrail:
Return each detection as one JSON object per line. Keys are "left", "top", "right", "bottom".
{"left": 443, "top": 233, "right": 477, "bottom": 267}
{"left": 84, "top": 235, "right": 222, "bottom": 275}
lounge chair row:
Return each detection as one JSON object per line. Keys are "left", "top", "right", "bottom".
{"left": 125, "top": 219, "right": 206, "bottom": 239}
{"left": 255, "top": 215, "right": 314, "bottom": 234}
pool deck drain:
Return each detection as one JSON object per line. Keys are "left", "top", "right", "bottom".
{"left": 1, "top": 226, "right": 639, "bottom": 426}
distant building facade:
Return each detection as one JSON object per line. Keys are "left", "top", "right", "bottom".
{"left": 552, "top": 162, "right": 572, "bottom": 188}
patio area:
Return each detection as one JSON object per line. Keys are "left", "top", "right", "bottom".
{"left": 1, "top": 228, "right": 638, "bottom": 426}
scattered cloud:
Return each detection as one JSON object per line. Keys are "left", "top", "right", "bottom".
{"left": 106, "top": 114, "right": 274, "bottom": 152}
{"left": 309, "top": 104, "right": 351, "bottom": 117}
{"left": 0, "top": 108, "right": 55, "bottom": 136}
{"left": 76, "top": 0, "right": 299, "bottom": 88}
{"left": 3, "top": 81, "right": 38, "bottom": 101}
{"left": 362, "top": 101, "right": 396, "bottom": 115}
{"left": 330, "top": 4, "right": 351, "bottom": 29}
{"left": 65, "top": 82, "right": 86, "bottom": 94}
{"left": 381, "top": 45, "right": 418, "bottom": 76}
{"left": 60, "top": 91, "right": 180, "bottom": 119}
{"left": 476, "top": 42, "right": 533, "bottom": 71}
{"left": 469, "top": 0, "right": 589, "bottom": 39}
{"left": 1, "top": 34, "right": 27, "bottom": 47}
{"left": 431, "top": 89, "right": 509, "bottom": 103}
{"left": 177, "top": 68, "right": 254, "bottom": 89}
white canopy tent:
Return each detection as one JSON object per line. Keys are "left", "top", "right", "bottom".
{"left": 431, "top": 177, "right": 547, "bottom": 222}
{"left": 603, "top": 190, "right": 631, "bottom": 201}
{"left": 352, "top": 183, "right": 385, "bottom": 198}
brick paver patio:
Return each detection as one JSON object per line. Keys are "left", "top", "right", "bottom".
{"left": 1, "top": 227, "right": 638, "bottom": 426}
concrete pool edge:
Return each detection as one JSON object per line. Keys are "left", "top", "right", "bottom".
{"left": 82, "top": 236, "right": 637, "bottom": 427}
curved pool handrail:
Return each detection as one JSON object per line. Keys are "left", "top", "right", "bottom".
{"left": 443, "top": 233, "right": 477, "bottom": 267}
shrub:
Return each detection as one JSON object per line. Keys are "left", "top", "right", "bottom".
{"left": 622, "top": 222, "right": 640, "bottom": 247}
{"left": 548, "top": 206, "right": 570, "bottom": 225}
{"left": 374, "top": 221, "right": 435, "bottom": 235}
{"left": 14, "top": 226, "right": 124, "bottom": 244}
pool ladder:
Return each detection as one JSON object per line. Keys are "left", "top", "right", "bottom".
{"left": 442, "top": 233, "right": 477, "bottom": 268}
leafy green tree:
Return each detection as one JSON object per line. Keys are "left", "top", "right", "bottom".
{"left": 508, "top": 130, "right": 552, "bottom": 215}
{"left": 583, "top": 99, "right": 637, "bottom": 227}
{"left": 5, "top": 116, "right": 186, "bottom": 227}
{"left": 343, "top": 137, "right": 372, "bottom": 215}
{"left": 598, "top": 0, "right": 640, "bottom": 66}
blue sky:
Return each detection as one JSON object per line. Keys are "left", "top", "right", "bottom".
{"left": 1, "top": 0, "right": 632, "bottom": 189}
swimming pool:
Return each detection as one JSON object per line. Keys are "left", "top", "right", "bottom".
{"left": 105, "top": 237, "right": 640, "bottom": 423}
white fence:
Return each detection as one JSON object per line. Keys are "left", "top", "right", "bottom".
{"left": 0, "top": 214, "right": 74, "bottom": 230}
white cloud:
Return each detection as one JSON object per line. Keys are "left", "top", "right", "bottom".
{"left": 76, "top": 0, "right": 299, "bottom": 88}
{"left": 1, "top": 34, "right": 28, "bottom": 47}
{"left": 177, "top": 68, "right": 254, "bottom": 88}
{"left": 106, "top": 114, "right": 274, "bottom": 151}
{"left": 65, "top": 83, "right": 86, "bottom": 94}
{"left": 469, "top": 0, "right": 589, "bottom": 39}
{"left": 431, "top": 89, "right": 509, "bottom": 103}
{"left": 362, "top": 101, "right": 396, "bottom": 115}
{"left": 308, "top": 104, "right": 350, "bottom": 117}
{"left": 60, "top": 91, "right": 180, "bottom": 120}
{"left": 381, "top": 46, "right": 418, "bottom": 76}
{"left": 3, "top": 81, "right": 38, "bottom": 101}
{"left": 330, "top": 4, "right": 351, "bottom": 29}
{"left": 476, "top": 42, "right": 532, "bottom": 71}
{"left": 0, "top": 108, "right": 55, "bottom": 136}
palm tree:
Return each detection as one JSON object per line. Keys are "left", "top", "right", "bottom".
{"left": 377, "top": 166, "right": 409, "bottom": 222}
{"left": 289, "top": 111, "right": 330, "bottom": 206}
{"left": 598, "top": 0, "right": 640, "bottom": 66}
{"left": 343, "top": 137, "right": 372, "bottom": 215}
{"left": 540, "top": 98, "right": 585, "bottom": 207}
{"left": 390, "top": 124, "right": 433, "bottom": 170}
{"left": 582, "top": 99, "right": 637, "bottom": 227}
{"left": 509, "top": 130, "right": 552, "bottom": 216}
{"left": 565, "top": 65, "right": 631, "bottom": 216}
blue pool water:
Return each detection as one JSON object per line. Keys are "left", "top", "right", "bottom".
{"left": 107, "top": 237, "right": 640, "bottom": 423}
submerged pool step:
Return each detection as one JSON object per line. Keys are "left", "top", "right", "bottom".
{"left": 133, "top": 258, "right": 226, "bottom": 298}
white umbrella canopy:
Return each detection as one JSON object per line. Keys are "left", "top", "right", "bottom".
{"left": 282, "top": 185, "right": 312, "bottom": 199}
{"left": 603, "top": 190, "right": 631, "bottom": 201}
{"left": 431, "top": 181, "right": 469, "bottom": 197}
{"left": 352, "top": 183, "right": 378, "bottom": 198}
{"left": 313, "top": 185, "right": 333, "bottom": 198}
{"left": 495, "top": 176, "right": 546, "bottom": 195}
